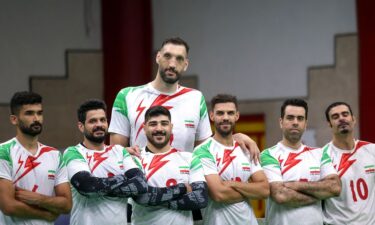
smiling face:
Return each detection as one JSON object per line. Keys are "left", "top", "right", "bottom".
{"left": 79, "top": 109, "right": 108, "bottom": 144}
{"left": 210, "top": 102, "right": 239, "bottom": 138}
{"left": 144, "top": 114, "right": 173, "bottom": 149}
{"left": 327, "top": 104, "right": 356, "bottom": 136}
{"left": 280, "top": 105, "right": 307, "bottom": 145}
{"left": 156, "top": 43, "right": 189, "bottom": 84}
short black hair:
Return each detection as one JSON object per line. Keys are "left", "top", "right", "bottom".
{"left": 77, "top": 99, "right": 107, "bottom": 123}
{"left": 325, "top": 102, "right": 353, "bottom": 122}
{"left": 160, "top": 37, "right": 190, "bottom": 54}
{"left": 10, "top": 91, "right": 42, "bottom": 115}
{"left": 281, "top": 98, "right": 308, "bottom": 119}
{"left": 144, "top": 106, "right": 171, "bottom": 123}
{"left": 210, "top": 94, "right": 238, "bottom": 111}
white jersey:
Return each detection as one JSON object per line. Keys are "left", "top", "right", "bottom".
{"left": 260, "top": 142, "right": 337, "bottom": 225}
{"left": 323, "top": 140, "right": 375, "bottom": 225}
{"left": 193, "top": 137, "right": 262, "bottom": 225}
{"left": 63, "top": 144, "right": 139, "bottom": 225}
{"left": 0, "top": 138, "right": 68, "bottom": 225}
{"left": 109, "top": 83, "right": 212, "bottom": 152}
{"left": 131, "top": 148, "right": 205, "bottom": 225}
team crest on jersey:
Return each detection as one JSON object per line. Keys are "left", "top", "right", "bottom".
{"left": 365, "top": 165, "right": 375, "bottom": 174}
{"left": 48, "top": 170, "right": 56, "bottom": 180}
{"left": 184, "top": 120, "right": 195, "bottom": 128}
{"left": 179, "top": 166, "right": 189, "bottom": 174}
{"left": 309, "top": 166, "right": 320, "bottom": 175}
{"left": 242, "top": 163, "right": 251, "bottom": 172}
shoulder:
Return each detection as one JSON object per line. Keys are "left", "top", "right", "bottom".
{"left": 0, "top": 138, "right": 17, "bottom": 161}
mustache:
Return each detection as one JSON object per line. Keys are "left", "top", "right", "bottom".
{"left": 93, "top": 127, "right": 106, "bottom": 132}
{"left": 165, "top": 68, "right": 178, "bottom": 74}
{"left": 30, "top": 121, "right": 42, "bottom": 127}
{"left": 152, "top": 131, "right": 167, "bottom": 136}
{"left": 338, "top": 121, "right": 349, "bottom": 127}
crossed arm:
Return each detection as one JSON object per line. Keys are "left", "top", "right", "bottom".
{"left": 0, "top": 178, "right": 66, "bottom": 222}
{"left": 205, "top": 171, "right": 269, "bottom": 204}
{"left": 269, "top": 174, "right": 341, "bottom": 207}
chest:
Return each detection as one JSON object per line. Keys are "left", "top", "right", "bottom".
{"left": 141, "top": 153, "right": 190, "bottom": 187}
{"left": 84, "top": 150, "right": 125, "bottom": 177}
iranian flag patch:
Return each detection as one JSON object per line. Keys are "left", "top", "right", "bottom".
{"left": 118, "top": 161, "right": 124, "bottom": 170}
{"left": 179, "top": 166, "right": 189, "bottom": 174}
{"left": 48, "top": 170, "right": 56, "bottom": 180}
{"left": 184, "top": 120, "right": 195, "bottom": 128}
{"left": 309, "top": 167, "right": 320, "bottom": 175}
{"left": 242, "top": 163, "right": 250, "bottom": 171}
{"left": 365, "top": 165, "right": 375, "bottom": 174}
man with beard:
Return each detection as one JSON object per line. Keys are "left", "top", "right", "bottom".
{"left": 0, "top": 91, "right": 72, "bottom": 225}
{"left": 322, "top": 102, "right": 375, "bottom": 225}
{"left": 193, "top": 94, "right": 269, "bottom": 225}
{"left": 108, "top": 37, "right": 259, "bottom": 156}
{"left": 131, "top": 105, "right": 208, "bottom": 225}
{"left": 260, "top": 98, "right": 341, "bottom": 225}
{"left": 63, "top": 99, "right": 148, "bottom": 225}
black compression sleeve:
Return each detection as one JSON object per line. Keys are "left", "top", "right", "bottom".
{"left": 168, "top": 181, "right": 208, "bottom": 210}
{"left": 133, "top": 183, "right": 187, "bottom": 206}
{"left": 70, "top": 171, "right": 127, "bottom": 197}
{"left": 110, "top": 168, "right": 148, "bottom": 197}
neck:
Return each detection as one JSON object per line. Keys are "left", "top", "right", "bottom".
{"left": 332, "top": 133, "right": 355, "bottom": 150}
{"left": 16, "top": 133, "right": 39, "bottom": 154}
{"left": 83, "top": 139, "right": 105, "bottom": 150}
{"left": 281, "top": 138, "right": 301, "bottom": 150}
{"left": 146, "top": 143, "right": 171, "bottom": 154}
{"left": 213, "top": 133, "right": 234, "bottom": 147}
{"left": 151, "top": 74, "right": 179, "bottom": 93}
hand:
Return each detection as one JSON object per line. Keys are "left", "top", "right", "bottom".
{"left": 44, "top": 211, "right": 59, "bottom": 222}
{"left": 126, "top": 145, "right": 141, "bottom": 158}
{"left": 185, "top": 183, "right": 192, "bottom": 193}
{"left": 15, "top": 186, "right": 43, "bottom": 206}
{"left": 233, "top": 133, "right": 260, "bottom": 164}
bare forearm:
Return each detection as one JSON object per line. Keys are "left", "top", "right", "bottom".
{"left": 270, "top": 183, "right": 318, "bottom": 207}
{"left": 228, "top": 181, "right": 269, "bottom": 200}
{"left": 209, "top": 182, "right": 244, "bottom": 204}
{"left": 285, "top": 177, "right": 341, "bottom": 199}
{"left": 34, "top": 195, "right": 70, "bottom": 214}
{"left": 4, "top": 201, "right": 56, "bottom": 221}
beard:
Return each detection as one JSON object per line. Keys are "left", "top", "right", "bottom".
{"left": 284, "top": 130, "right": 303, "bottom": 144}
{"left": 146, "top": 130, "right": 170, "bottom": 149}
{"left": 84, "top": 127, "right": 107, "bottom": 144}
{"left": 215, "top": 121, "right": 234, "bottom": 137}
{"left": 160, "top": 68, "right": 181, "bottom": 84}
{"left": 19, "top": 121, "right": 42, "bottom": 137}
{"left": 338, "top": 122, "right": 351, "bottom": 134}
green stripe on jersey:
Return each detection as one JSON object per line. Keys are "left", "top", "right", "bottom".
{"left": 113, "top": 85, "right": 145, "bottom": 118}
{"left": 63, "top": 146, "right": 85, "bottom": 166}
{"left": 193, "top": 140, "right": 215, "bottom": 163}
{"left": 199, "top": 95, "right": 208, "bottom": 119}
{"left": 122, "top": 147, "right": 131, "bottom": 158}
{"left": 132, "top": 156, "right": 143, "bottom": 170}
{"left": 58, "top": 151, "right": 65, "bottom": 168}
{"left": 260, "top": 146, "right": 280, "bottom": 168}
{"left": 0, "top": 140, "right": 16, "bottom": 165}
{"left": 321, "top": 145, "right": 332, "bottom": 165}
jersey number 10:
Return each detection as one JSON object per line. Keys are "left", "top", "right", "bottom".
{"left": 350, "top": 178, "right": 368, "bottom": 202}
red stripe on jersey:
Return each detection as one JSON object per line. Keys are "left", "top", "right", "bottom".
{"left": 337, "top": 141, "right": 370, "bottom": 177}
{"left": 90, "top": 145, "right": 114, "bottom": 173}
{"left": 145, "top": 148, "right": 178, "bottom": 181}
{"left": 280, "top": 146, "right": 318, "bottom": 175}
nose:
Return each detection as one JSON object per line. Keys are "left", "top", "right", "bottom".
{"left": 168, "top": 57, "right": 177, "bottom": 68}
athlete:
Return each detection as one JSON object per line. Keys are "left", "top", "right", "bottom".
{"left": 193, "top": 94, "right": 269, "bottom": 225}
{"left": 108, "top": 37, "right": 259, "bottom": 158}
{"left": 260, "top": 99, "right": 341, "bottom": 225}
{"left": 131, "top": 106, "right": 208, "bottom": 225}
{"left": 323, "top": 102, "right": 375, "bottom": 225}
{"left": 0, "top": 91, "right": 72, "bottom": 225}
{"left": 63, "top": 99, "right": 148, "bottom": 225}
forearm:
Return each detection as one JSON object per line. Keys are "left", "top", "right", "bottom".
{"left": 110, "top": 168, "right": 148, "bottom": 197}
{"left": 270, "top": 182, "right": 318, "bottom": 207}
{"left": 3, "top": 200, "right": 56, "bottom": 221}
{"left": 228, "top": 180, "right": 269, "bottom": 200}
{"left": 285, "top": 176, "right": 341, "bottom": 199}
{"left": 208, "top": 181, "right": 244, "bottom": 204}
{"left": 168, "top": 182, "right": 208, "bottom": 210}
{"left": 133, "top": 183, "right": 187, "bottom": 206}
{"left": 31, "top": 195, "right": 70, "bottom": 214}
{"left": 71, "top": 171, "right": 130, "bottom": 197}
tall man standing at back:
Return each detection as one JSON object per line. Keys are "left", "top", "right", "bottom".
{"left": 109, "top": 37, "right": 259, "bottom": 156}
{"left": 323, "top": 102, "right": 375, "bottom": 225}
{"left": 260, "top": 99, "right": 341, "bottom": 225}
{"left": 0, "top": 91, "right": 72, "bottom": 225}
{"left": 109, "top": 37, "right": 212, "bottom": 151}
